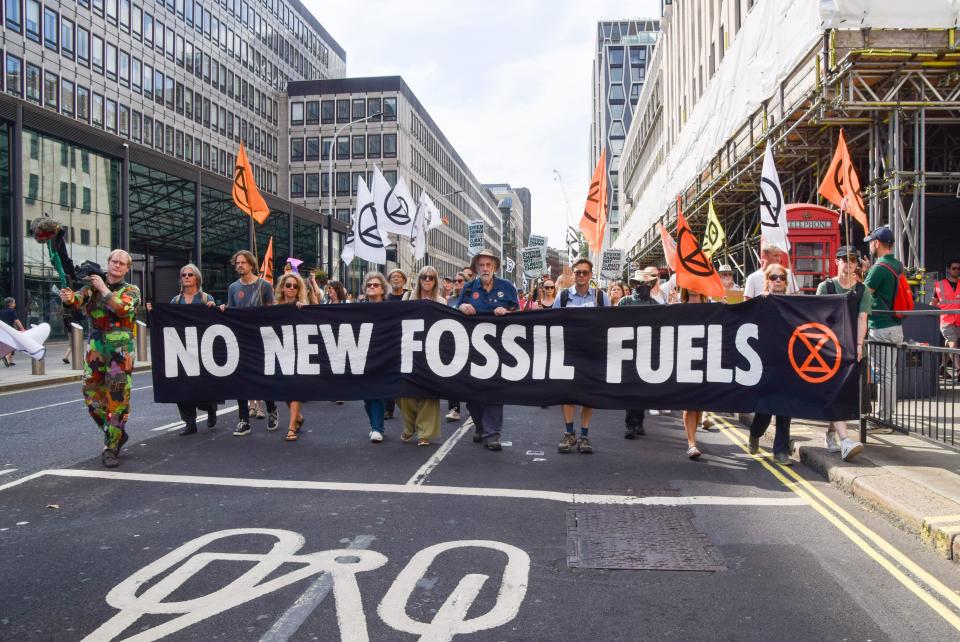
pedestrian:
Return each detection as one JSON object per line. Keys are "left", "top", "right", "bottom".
{"left": 718, "top": 264, "right": 742, "bottom": 293}
{"left": 456, "top": 249, "right": 519, "bottom": 451}
{"left": 361, "top": 271, "right": 390, "bottom": 443}
{"left": 607, "top": 281, "right": 626, "bottom": 307}
{"left": 553, "top": 258, "right": 610, "bottom": 454}
{"left": 863, "top": 226, "right": 905, "bottom": 424}
{"left": 679, "top": 287, "right": 713, "bottom": 459}
{"left": 461, "top": 266, "right": 475, "bottom": 282}
{"left": 441, "top": 275, "right": 455, "bottom": 300}
{"left": 448, "top": 272, "right": 467, "bottom": 308}
{"left": 815, "top": 246, "right": 868, "bottom": 461}
{"left": 618, "top": 270, "right": 660, "bottom": 439}
{"left": 524, "top": 278, "right": 557, "bottom": 310}
{"left": 168, "top": 263, "right": 220, "bottom": 436}
{"left": 0, "top": 297, "right": 25, "bottom": 366}
{"left": 274, "top": 272, "right": 308, "bottom": 441}
{"left": 932, "top": 258, "right": 960, "bottom": 380}
{"left": 59, "top": 249, "right": 141, "bottom": 468}
{"left": 399, "top": 266, "right": 445, "bottom": 446}
{"left": 307, "top": 270, "right": 326, "bottom": 304}
{"left": 743, "top": 243, "right": 797, "bottom": 300}
{"left": 386, "top": 268, "right": 408, "bottom": 301}
{"left": 325, "top": 280, "right": 347, "bottom": 304}
{"left": 221, "top": 249, "right": 278, "bottom": 436}
{"left": 747, "top": 264, "right": 793, "bottom": 465}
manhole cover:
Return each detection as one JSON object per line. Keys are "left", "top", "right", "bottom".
{"left": 566, "top": 504, "right": 726, "bottom": 572}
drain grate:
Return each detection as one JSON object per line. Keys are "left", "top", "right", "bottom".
{"left": 566, "top": 503, "right": 726, "bottom": 572}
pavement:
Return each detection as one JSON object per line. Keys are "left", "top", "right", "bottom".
{"left": 0, "top": 341, "right": 151, "bottom": 392}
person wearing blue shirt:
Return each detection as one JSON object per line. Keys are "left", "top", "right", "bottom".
{"left": 552, "top": 258, "right": 610, "bottom": 454}
{"left": 455, "top": 249, "right": 519, "bottom": 451}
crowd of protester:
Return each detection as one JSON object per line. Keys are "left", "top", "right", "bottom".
{"left": 45, "top": 224, "right": 957, "bottom": 470}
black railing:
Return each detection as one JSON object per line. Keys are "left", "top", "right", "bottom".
{"left": 861, "top": 339, "right": 958, "bottom": 450}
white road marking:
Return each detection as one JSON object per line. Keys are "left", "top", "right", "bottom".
{"left": 10, "top": 469, "right": 808, "bottom": 506}
{"left": 0, "top": 385, "right": 153, "bottom": 418}
{"left": 406, "top": 418, "right": 473, "bottom": 486}
{"left": 148, "top": 405, "right": 239, "bottom": 431}
{"left": 259, "top": 534, "right": 376, "bottom": 642}
{"left": 0, "top": 468, "right": 17, "bottom": 476}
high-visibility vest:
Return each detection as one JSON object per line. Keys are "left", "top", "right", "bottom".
{"left": 934, "top": 278, "right": 960, "bottom": 326}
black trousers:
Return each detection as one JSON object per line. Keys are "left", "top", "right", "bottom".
{"left": 625, "top": 409, "right": 646, "bottom": 428}
{"left": 177, "top": 403, "right": 216, "bottom": 426}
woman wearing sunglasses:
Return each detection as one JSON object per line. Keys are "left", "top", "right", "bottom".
{"left": 362, "top": 272, "right": 390, "bottom": 442}
{"left": 679, "top": 287, "right": 712, "bottom": 459}
{"left": 747, "top": 264, "right": 794, "bottom": 465}
{"left": 397, "top": 266, "right": 446, "bottom": 446}
{"left": 274, "top": 272, "right": 308, "bottom": 442}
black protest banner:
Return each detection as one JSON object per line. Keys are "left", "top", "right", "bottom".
{"left": 150, "top": 296, "right": 860, "bottom": 420}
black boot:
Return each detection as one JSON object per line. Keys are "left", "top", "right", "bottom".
{"left": 207, "top": 408, "right": 217, "bottom": 428}
{"left": 178, "top": 421, "right": 198, "bottom": 436}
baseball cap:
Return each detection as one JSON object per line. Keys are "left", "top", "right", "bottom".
{"left": 835, "top": 245, "right": 861, "bottom": 260}
{"left": 863, "top": 226, "right": 894, "bottom": 244}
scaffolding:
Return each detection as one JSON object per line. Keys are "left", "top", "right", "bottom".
{"left": 625, "top": 28, "right": 960, "bottom": 280}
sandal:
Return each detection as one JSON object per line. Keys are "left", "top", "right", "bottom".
{"left": 285, "top": 416, "right": 304, "bottom": 442}
{"left": 417, "top": 439, "right": 431, "bottom": 447}
{"left": 400, "top": 431, "right": 414, "bottom": 442}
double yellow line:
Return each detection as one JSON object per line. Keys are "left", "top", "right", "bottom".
{"left": 707, "top": 413, "right": 960, "bottom": 632}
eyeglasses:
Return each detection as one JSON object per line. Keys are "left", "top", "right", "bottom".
{"left": 365, "top": 282, "right": 382, "bottom": 289}
{"left": 420, "top": 275, "right": 436, "bottom": 281}
{"left": 283, "top": 282, "right": 299, "bottom": 289}
{"left": 767, "top": 274, "right": 787, "bottom": 282}
{"left": 180, "top": 273, "right": 195, "bottom": 278}
{"left": 573, "top": 270, "right": 591, "bottom": 276}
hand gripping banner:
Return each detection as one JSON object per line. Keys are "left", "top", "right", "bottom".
{"left": 151, "top": 296, "right": 861, "bottom": 420}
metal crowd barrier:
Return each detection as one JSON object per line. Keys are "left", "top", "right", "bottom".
{"left": 861, "top": 339, "right": 958, "bottom": 451}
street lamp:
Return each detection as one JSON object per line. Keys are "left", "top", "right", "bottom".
{"left": 327, "top": 111, "right": 381, "bottom": 280}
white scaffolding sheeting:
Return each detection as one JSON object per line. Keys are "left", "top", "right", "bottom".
{"left": 614, "top": 0, "right": 960, "bottom": 254}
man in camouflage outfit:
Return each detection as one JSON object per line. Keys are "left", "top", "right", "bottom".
{"left": 60, "top": 249, "right": 141, "bottom": 468}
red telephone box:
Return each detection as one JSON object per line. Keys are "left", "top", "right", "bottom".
{"left": 786, "top": 204, "right": 841, "bottom": 294}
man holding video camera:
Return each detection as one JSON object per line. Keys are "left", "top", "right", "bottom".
{"left": 60, "top": 249, "right": 141, "bottom": 468}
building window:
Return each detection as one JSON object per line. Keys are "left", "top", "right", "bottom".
{"left": 106, "top": 43, "right": 117, "bottom": 79}
{"left": 155, "top": 120, "right": 164, "bottom": 150}
{"left": 335, "top": 136, "right": 349, "bottom": 160}
{"left": 290, "top": 137, "right": 304, "bottom": 162}
{"left": 132, "top": 4, "right": 141, "bottom": 38}
{"left": 336, "top": 171, "right": 349, "bottom": 196}
{"left": 143, "top": 115, "right": 152, "bottom": 145}
{"left": 290, "top": 101, "right": 303, "bottom": 125}
{"left": 5, "top": 54, "right": 23, "bottom": 97}
{"left": 165, "top": 76, "right": 174, "bottom": 108}
{"left": 120, "top": 0, "right": 130, "bottom": 30}
{"left": 5, "top": 0, "right": 22, "bottom": 32}
{"left": 367, "top": 98, "right": 382, "bottom": 121}
{"left": 383, "top": 96, "right": 397, "bottom": 121}
{"left": 184, "top": 134, "right": 192, "bottom": 161}
{"left": 320, "top": 136, "right": 332, "bottom": 161}
{"left": 352, "top": 135, "right": 365, "bottom": 159}
{"left": 105, "top": 98, "right": 117, "bottom": 131}
{"left": 610, "top": 66, "right": 623, "bottom": 82}
{"left": 367, "top": 134, "right": 381, "bottom": 158}
{"left": 92, "top": 34, "right": 104, "bottom": 73}
{"left": 305, "top": 173, "right": 319, "bottom": 197}
{"left": 76, "top": 85, "right": 90, "bottom": 121}
{"left": 351, "top": 98, "right": 365, "bottom": 120}
{"left": 143, "top": 11, "right": 153, "bottom": 46}
{"left": 43, "top": 7, "right": 58, "bottom": 50}
{"left": 290, "top": 173, "right": 304, "bottom": 197}
{"left": 305, "top": 137, "right": 319, "bottom": 162}
{"left": 383, "top": 133, "right": 397, "bottom": 158}
{"left": 165, "top": 125, "right": 174, "bottom": 155}
{"left": 132, "top": 58, "right": 142, "bottom": 92}
{"left": 305, "top": 100, "right": 319, "bottom": 125}
{"left": 44, "top": 70, "right": 58, "bottom": 110}
{"left": 76, "top": 27, "right": 90, "bottom": 65}
{"left": 61, "top": 18, "right": 74, "bottom": 58}
{"left": 321, "top": 173, "right": 329, "bottom": 196}
{"left": 155, "top": 69, "right": 164, "bottom": 105}
{"left": 25, "top": 0, "right": 40, "bottom": 41}
{"left": 24, "top": 62, "right": 41, "bottom": 103}
{"left": 61, "top": 79, "right": 75, "bottom": 115}
{"left": 320, "top": 99, "right": 334, "bottom": 124}
{"left": 609, "top": 85, "right": 625, "bottom": 101}
{"left": 119, "top": 104, "right": 129, "bottom": 136}
{"left": 336, "top": 99, "right": 349, "bottom": 123}
{"left": 92, "top": 92, "right": 104, "bottom": 127}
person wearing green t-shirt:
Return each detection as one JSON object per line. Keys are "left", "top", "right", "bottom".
{"left": 816, "top": 246, "right": 870, "bottom": 461}
{"left": 863, "top": 226, "right": 904, "bottom": 423}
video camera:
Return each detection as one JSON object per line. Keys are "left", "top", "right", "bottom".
{"left": 75, "top": 260, "right": 107, "bottom": 282}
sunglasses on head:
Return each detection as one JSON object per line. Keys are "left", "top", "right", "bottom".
{"left": 768, "top": 274, "right": 787, "bottom": 282}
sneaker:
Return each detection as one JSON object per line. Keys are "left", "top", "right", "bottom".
{"left": 485, "top": 440, "right": 502, "bottom": 451}
{"left": 558, "top": 433, "right": 577, "bottom": 453}
{"left": 577, "top": 437, "right": 593, "bottom": 454}
{"left": 824, "top": 431, "right": 841, "bottom": 453}
{"left": 255, "top": 407, "right": 265, "bottom": 419}
{"left": 445, "top": 409, "right": 461, "bottom": 422}
{"left": 701, "top": 417, "right": 714, "bottom": 431}
{"left": 840, "top": 438, "right": 864, "bottom": 462}
{"left": 773, "top": 452, "right": 792, "bottom": 465}
{"left": 267, "top": 409, "right": 279, "bottom": 431}
{"left": 101, "top": 449, "right": 119, "bottom": 468}
{"left": 748, "top": 436, "right": 760, "bottom": 454}
{"left": 686, "top": 446, "right": 702, "bottom": 460}
{"left": 233, "top": 420, "right": 251, "bottom": 436}
{"left": 369, "top": 430, "right": 384, "bottom": 443}
{"left": 648, "top": 409, "right": 660, "bottom": 416}
{"left": 624, "top": 427, "right": 638, "bottom": 440}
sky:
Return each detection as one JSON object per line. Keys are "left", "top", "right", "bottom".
{"left": 307, "top": 0, "right": 661, "bottom": 249}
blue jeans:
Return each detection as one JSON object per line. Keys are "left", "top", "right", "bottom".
{"left": 750, "top": 413, "right": 791, "bottom": 455}
{"left": 364, "top": 399, "right": 386, "bottom": 434}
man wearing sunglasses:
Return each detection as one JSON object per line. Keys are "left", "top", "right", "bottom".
{"left": 552, "top": 258, "right": 610, "bottom": 454}
{"left": 932, "top": 258, "right": 960, "bottom": 380}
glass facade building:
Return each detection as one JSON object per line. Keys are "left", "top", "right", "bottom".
{"left": 591, "top": 19, "right": 660, "bottom": 243}
{"left": 1, "top": 0, "right": 348, "bottom": 331}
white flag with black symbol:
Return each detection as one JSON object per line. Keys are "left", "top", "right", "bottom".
{"left": 411, "top": 191, "right": 442, "bottom": 261}
{"left": 372, "top": 166, "right": 416, "bottom": 237}
{"left": 758, "top": 142, "right": 790, "bottom": 251}
{"left": 505, "top": 257, "right": 516, "bottom": 273}
{"left": 341, "top": 177, "right": 385, "bottom": 265}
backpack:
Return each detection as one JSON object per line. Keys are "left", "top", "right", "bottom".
{"left": 559, "top": 288, "right": 605, "bottom": 308}
{"left": 877, "top": 262, "right": 914, "bottom": 319}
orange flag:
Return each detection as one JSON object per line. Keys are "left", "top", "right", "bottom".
{"left": 658, "top": 222, "right": 678, "bottom": 271}
{"left": 260, "top": 236, "right": 275, "bottom": 286}
{"left": 233, "top": 143, "right": 270, "bottom": 224}
{"left": 579, "top": 150, "right": 608, "bottom": 253}
{"left": 818, "top": 129, "right": 868, "bottom": 233}
{"left": 675, "top": 201, "right": 725, "bottom": 299}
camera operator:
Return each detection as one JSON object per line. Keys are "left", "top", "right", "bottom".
{"left": 59, "top": 249, "right": 141, "bottom": 468}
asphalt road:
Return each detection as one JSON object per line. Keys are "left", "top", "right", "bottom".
{"left": 1, "top": 381, "right": 959, "bottom": 641}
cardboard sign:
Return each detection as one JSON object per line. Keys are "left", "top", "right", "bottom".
{"left": 467, "top": 220, "right": 484, "bottom": 257}
{"left": 520, "top": 246, "right": 547, "bottom": 278}
{"left": 600, "top": 249, "right": 624, "bottom": 280}
{"left": 528, "top": 234, "right": 547, "bottom": 248}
